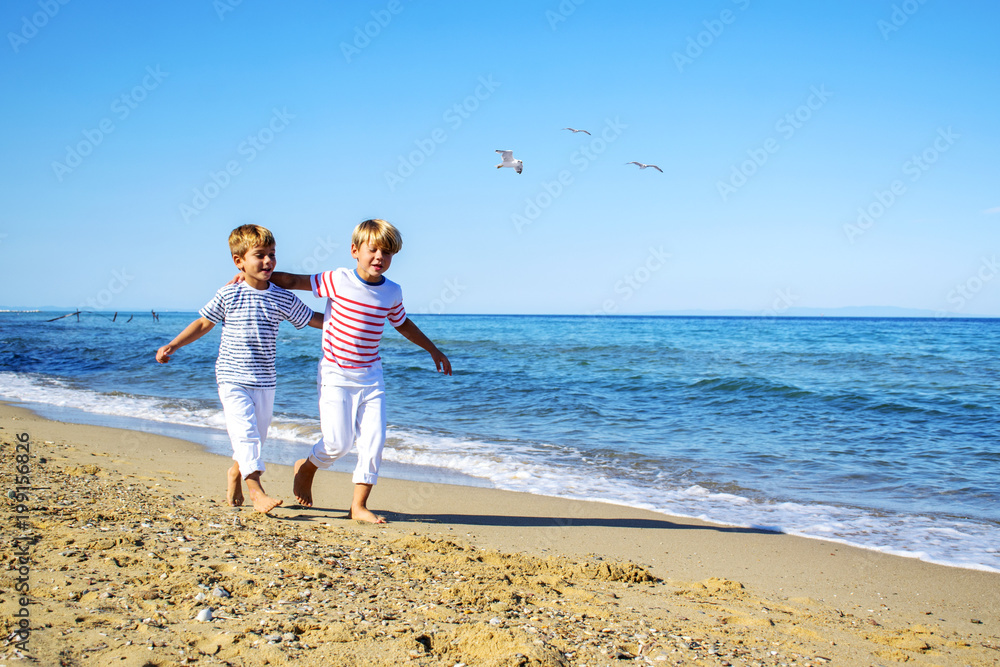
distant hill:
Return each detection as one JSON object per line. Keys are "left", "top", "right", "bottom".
{"left": 642, "top": 306, "right": 996, "bottom": 318}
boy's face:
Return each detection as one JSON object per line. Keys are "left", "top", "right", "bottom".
{"left": 352, "top": 239, "right": 393, "bottom": 283}
{"left": 234, "top": 244, "right": 276, "bottom": 289}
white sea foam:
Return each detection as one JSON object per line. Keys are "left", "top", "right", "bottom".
{"left": 3, "top": 371, "right": 998, "bottom": 572}
{"left": 383, "top": 426, "right": 1000, "bottom": 573}
{"left": 0, "top": 372, "right": 319, "bottom": 444}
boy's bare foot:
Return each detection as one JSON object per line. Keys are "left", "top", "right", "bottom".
{"left": 248, "top": 490, "right": 283, "bottom": 515}
{"left": 293, "top": 458, "right": 317, "bottom": 507}
{"left": 227, "top": 462, "right": 244, "bottom": 507}
{"left": 348, "top": 506, "right": 386, "bottom": 524}
{"left": 245, "top": 472, "right": 281, "bottom": 515}
{"left": 349, "top": 483, "right": 385, "bottom": 523}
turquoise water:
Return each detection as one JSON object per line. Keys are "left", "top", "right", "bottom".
{"left": 1, "top": 311, "right": 998, "bottom": 570}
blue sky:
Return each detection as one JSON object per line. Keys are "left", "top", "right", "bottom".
{"left": 2, "top": 1, "right": 998, "bottom": 316}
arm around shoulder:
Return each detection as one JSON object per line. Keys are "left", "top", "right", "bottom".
{"left": 156, "top": 317, "right": 215, "bottom": 364}
{"left": 307, "top": 311, "right": 324, "bottom": 329}
{"left": 270, "top": 271, "right": 313, "bottom": 292}
{"left": 394, "top": 318, "right": 452, "bottom": 375}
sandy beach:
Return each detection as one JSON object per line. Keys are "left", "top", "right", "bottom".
{"left": 1, "top": 402, "right": 998, "bottom": 666}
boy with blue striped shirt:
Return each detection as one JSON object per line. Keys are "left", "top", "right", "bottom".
{"left": 156, "top": 225, "right": 323, "bottom": 513}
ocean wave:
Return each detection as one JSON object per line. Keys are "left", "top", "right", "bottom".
{"left": 689, "top": 376, "right": 813, "bottom": 398}
{"left": 685, "top": 375, "right": 987, "bottom": 421}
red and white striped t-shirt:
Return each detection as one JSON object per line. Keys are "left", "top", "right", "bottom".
{"left": 311, "top": 268, "right": 406, "bottom": 385}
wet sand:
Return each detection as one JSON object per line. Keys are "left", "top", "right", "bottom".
{"left": 1, "top": 402, "right": 997, "bottom": 666}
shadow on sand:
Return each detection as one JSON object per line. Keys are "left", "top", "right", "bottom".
{"left": 281, "top": 506, "right": 780, "bottom": 535}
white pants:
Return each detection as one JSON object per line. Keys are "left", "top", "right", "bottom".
{"left": 218, "top": 384, "right": 274, "bottom": 479}
{"left": 309, "top": 383, "right": 386, "bottom": 485}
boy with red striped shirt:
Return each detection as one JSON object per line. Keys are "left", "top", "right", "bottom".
{"left": 269, "top": 219, "right": 451, "bottom": 522}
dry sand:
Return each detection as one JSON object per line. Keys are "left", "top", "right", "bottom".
{"left": 1, "top": 401, "right": 998, "bottom": 666}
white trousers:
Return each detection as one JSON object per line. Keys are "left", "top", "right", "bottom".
{"left": 218, "top": 383, "right": 274, "bottom": 479}
{"left": 309, "top": 383, "right": 386, "bottom": 485}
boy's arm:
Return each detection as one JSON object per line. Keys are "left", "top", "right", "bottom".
{"left": 155, "top": 317, "right": 215, "bottom": 363}
{"left": 269, "top": 271, "right": 313, "bottom": 292}
{"left": 225, "top": 271, "right": 313, "bottom": 291}
{"left": 393, "top": 318, "right": 452, "bottom": 375}
{"left": 307, "top": 311, "right": 324, "bottom": 329}
{"left": 224, "top": 271, "right": 312, "bottom": 292}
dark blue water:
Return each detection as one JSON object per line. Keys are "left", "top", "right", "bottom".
{"left": 1, "top": 311, "right": 998, "bottom": 570}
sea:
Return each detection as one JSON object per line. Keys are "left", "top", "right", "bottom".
{"left": 1, "top": 311, "right": 998, "bottom": 572}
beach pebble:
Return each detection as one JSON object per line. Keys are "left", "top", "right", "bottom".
{"left": 195, "top": 592, "right": 206, "bottom": 602}
{"left": 6, "top": 490, "right": 16, "bottom": 499}
{"left": 195, "top": 609, "right": 213, "bottom": 622}
{"left": 281, "top": 632, "right": 296, "bottom": 642}
{"left": 265, "top": 633, "right": 283, "bottom": 642}
{"left": 212, "top": 587, "right": 231, "bottom": 598}
{"left": 488, "top": 617, "right": 502, "bottom": 626}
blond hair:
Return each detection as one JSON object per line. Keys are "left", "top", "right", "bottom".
{"left": 352, "top": 219, "right": 402, "bottom": 254}
{"left": 228, "top": 224, "right": 275, "bottom": 258}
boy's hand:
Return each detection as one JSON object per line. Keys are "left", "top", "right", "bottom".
{"left": 226, "top": 272, "right": 245, "bottom": 286}
{"left": 431, "top": 350, "right": 452, "bottom": 376}
{"left": 155, "top": 317, "right": 214, "bottom": 365}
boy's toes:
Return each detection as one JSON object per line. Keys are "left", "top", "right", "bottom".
{"left": 252, "top": 496, "right": 282, "bottom": 515}
{"left": 348, "top": 507, "right": 386, "bottom": 524}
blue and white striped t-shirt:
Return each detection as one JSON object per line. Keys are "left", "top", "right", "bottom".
{"left": 199, "top": 282, "right": 313, "bottom": 389}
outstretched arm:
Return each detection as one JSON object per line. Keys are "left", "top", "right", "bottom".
{"left": 393, "top": 318, "right": 452, "bottom": 375}
{"left": 156, "top": 317, "right": 215, "bottom": 363}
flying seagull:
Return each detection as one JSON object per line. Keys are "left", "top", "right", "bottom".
{"left": 562, "top": 127, "right": 591, "bottom": 135}
{"left": 496, "top": 150, "right": 523, "bottom": 174}
{"left": 626, "top": 161, "right": 663, "bottom": 173}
